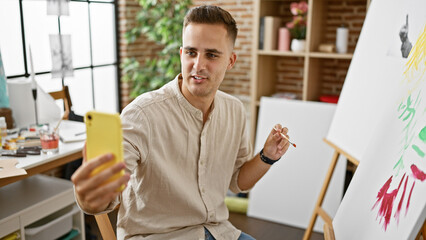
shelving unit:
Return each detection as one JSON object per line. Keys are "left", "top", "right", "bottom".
{"left": 250, "top": 0, "right": 370, "bottom": 142}
{"left": 0, "top": 175, "right": 85, "bottom": 240}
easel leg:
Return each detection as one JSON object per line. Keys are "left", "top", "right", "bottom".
{"left": 323, "top": 222, "right": 335, "bottom": 240}
{"left": 416, "top": 220, "right": 426, "bottom": 240}
{"left": 423, "top": 220, "right": 426, "bottom": 239}
{"left": 303, "top": 150, "right": 340, "bottom": 240}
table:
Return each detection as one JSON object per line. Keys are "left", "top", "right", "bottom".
{"left": 0, "top": 140, "right": 84, "bottom": 188}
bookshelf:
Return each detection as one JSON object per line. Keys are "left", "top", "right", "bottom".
{"left": 250, "top": 0, "right": 370, "bottom": 143}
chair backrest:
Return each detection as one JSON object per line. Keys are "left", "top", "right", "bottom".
{"left": 49, "top": 86, "right": 72, "bottom": 120}
{"left": 95, "top": 214, "right": 117, "bottom": 240}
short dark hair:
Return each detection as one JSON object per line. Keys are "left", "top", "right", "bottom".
{"left": 184, "top": 5, "right": 238, "bottom": 46}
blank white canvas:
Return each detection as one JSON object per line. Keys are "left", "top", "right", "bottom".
{"left": 326, "top": 0, "right": 426, "bottom": 161}
{"left": 333, "top": 0, "right": 426, "bottom": 238}
{"left": 248, "top": 98, "right": 346, "bottom": 233}
{"left": 7, "top": 78, "right": 61, "bottom": 128}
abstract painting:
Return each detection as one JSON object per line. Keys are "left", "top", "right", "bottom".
{"left": 333, "top": 0, "right": 426, "bottom": 238}
{"left": 49, "top": 34, "right": 74, "bottom": 78}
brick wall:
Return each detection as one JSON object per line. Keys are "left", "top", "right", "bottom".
{"left": 273, "top": 0, "right": 366, "bottom": 99}
{"left": 117, "top": 0, "right": 366, "bottom": 109}
{"left": 117, "top": 0, "right": 164, "bottom": 107}
{"left": 276, "top": 57, "right": 304, "bottom": 99}
{"left": 320, "top": 0, "right": 366, "bottom": 96}
{"left": 117, "top": 0, "right": 254, "bottom": 109}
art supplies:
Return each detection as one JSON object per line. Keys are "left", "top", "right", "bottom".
{"left": 273, "top": 127, "right": 296, "bottom": 148}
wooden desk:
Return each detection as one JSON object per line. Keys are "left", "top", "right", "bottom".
{"left": 0, "top": 140, "right": 84, "bottom": 188}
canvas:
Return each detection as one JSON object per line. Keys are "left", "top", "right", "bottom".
{"left": 46, "top": 0, "right": 70, "bottom": 16}
{"left": 49, "top": 34, "right": 74, "bottom": 78}
{"left": 333, "top": 0, "right": 426, "bottom": 238}
{"left": 333, "top": 69, "right": 426, "bottom": 238}
{"left": 326, "top": 0, "right": 426, "bottom": 162}
{"left": 248, "top": 98, "right": 346, "bottom": 232}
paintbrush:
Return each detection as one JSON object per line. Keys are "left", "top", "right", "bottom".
{"left": 274, "top": 127, "right": 296, "bottom": 148}
{"left": 54, "top": 118, "right": 63, "bottom": 134}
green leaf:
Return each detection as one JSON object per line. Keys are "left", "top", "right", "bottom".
{"left": 122, "top": 0, "right": 192, "bottom": 97}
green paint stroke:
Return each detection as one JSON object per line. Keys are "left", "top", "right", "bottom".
{"left": 412, "top": 144, "right": 425, "bottom": 158}
{"left": 393, "top": 155, "right": 405, "bottom": 176}
{"left": 419, "top": 126, "right": 426, "bottom": 143}
{"left": 398, "top": 102, "right": 404, "bottom": 111}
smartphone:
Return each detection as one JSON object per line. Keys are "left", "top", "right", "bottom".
{"left": 85, "top": 111, "right": 125, "bottom": 190}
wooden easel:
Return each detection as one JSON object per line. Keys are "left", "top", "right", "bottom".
{"left": 305, "top": 139, "right": 426, "bottom": 240}
{"left": 323, "top": 220, "right": 426, "bottom": 240}
{"left": 303, "top": 138, "right": 359, "bottom": 240}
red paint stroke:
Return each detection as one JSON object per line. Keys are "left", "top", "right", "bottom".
{"left": 372, "top": 175, "right": 405, "bottom": 231}
{"left": 406, "top": 181, "right": 415, "bottom": 216}
{"left": 394, "top": 174, "right": 408, "bottom": 224}
{"left": 411, "top": 164, "right": 426, "bottom": 181}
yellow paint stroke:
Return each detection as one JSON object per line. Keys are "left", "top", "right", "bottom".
{"left": 403, "top": 25, "right": 426, "bottom": 89}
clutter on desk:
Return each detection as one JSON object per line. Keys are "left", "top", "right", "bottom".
{"left": 0, "top": 117, "right": 6, "bottom": 139}
{"left": 1, "top": 120, "right": 84, "bottom": 155}
{"left": 3, "top": 135, "right": 41, "bottom": 150}
{"left": 0, "top": 107, "right": 13, "bottom": 129}
{"left": 2, "top": 125, "right": 44, "bottom": 150}
{"left": 0, "top": 152, "right": 26, "bottom": 158}
{"left": 39, "top": 125, "right": 60, "bottom": 154}
{"left": 1, "top": 146, "right": 42, "bottom": 157}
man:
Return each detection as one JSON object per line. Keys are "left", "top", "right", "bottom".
{"left": 72, "top": 5, "right": 290, "bottom": 240}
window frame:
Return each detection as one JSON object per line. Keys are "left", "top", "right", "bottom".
{"left": 5, "top": 0, "right": 122, "bottom": 112}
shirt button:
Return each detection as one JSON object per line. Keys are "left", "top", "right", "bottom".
{"left": 201, "top": 188, "right": 205, "bottom": 193}
{"left": 210, "top": 214, "right": 214, "bottom": 218}
{"left": 200, "top": 161, "right": 204, "bottom": 165}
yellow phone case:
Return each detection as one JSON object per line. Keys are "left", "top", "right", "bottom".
{"left": 85, "top": 111, "right": 125, "bottom": 190}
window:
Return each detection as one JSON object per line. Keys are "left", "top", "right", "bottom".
{"left": 0, "top": 0, "right": 120, "bottom": 116}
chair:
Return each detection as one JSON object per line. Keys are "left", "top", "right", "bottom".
{"left": 95, "top": 213, "right": 117, "bottom": 240}
{"left": 48, "top": 86, "right": 73, "bottom": 120}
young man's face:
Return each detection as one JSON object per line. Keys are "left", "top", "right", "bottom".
{"left": 180, "top": 23, "right": 236, "bottom": 102}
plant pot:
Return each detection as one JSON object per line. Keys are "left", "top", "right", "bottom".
{"left": 291, "top": 39, "right": 306, "bottom": 52}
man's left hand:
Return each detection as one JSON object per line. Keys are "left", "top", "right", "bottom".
{"left": 262, "top": 124, "right": 290, "bottom": 161}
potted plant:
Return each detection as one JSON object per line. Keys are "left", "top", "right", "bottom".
{"left": 286, "top": 1, "right": 308, "bottom": 52}
{"left": 121, "top": 0, "right": 192, "bottom": 98}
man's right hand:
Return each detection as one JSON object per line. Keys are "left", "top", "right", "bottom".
{"left": 71, "top": 145, "right": 130, "bottom": 214}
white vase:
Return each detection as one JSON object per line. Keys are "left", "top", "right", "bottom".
{"left": 291, "top": 39, "right": 306, "bottom": 52}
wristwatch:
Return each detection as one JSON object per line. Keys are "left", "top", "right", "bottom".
{"left": 260, "top": 148, "right": 281, "bottom": 165}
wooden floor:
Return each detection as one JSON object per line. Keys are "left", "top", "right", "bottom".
{"left": 86, "top": 211, "right": 324, "bottom": 240}
{"left": 228, "top": 212, "right": 324, "bottom": 240}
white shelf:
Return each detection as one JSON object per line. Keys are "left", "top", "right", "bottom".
{"left": 0, "top": 175, "right": 85, "bottom": 239}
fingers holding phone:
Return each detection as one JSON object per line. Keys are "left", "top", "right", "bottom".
{"left": 72, "top": 151, "right": 130, "bottom": 213}
{"left": 72, "top": 111, "right": 130, "bottom": 213}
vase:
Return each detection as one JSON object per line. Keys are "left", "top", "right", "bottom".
{"left": 290, "top": 39, "right": 306, "bottom": 52}
{"left": 278, "top": 28, "right": 291, "bottom": 51}
{"left": 336, "top": 25, "right": 349, "bottom": 53}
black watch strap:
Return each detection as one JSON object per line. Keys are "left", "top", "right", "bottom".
{"left": 260, "top": 148, "right": 280, "bottom": 165}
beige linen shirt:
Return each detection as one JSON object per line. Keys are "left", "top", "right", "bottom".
{"left": 115, "top": 74, "right": 253, "bottom": 240}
